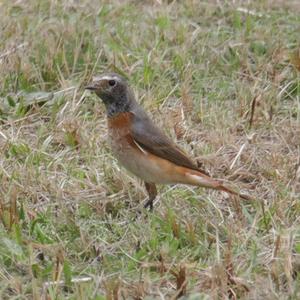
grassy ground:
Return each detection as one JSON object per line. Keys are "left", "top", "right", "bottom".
{"left": 0, "top": 0, "right": 300, "bottom": 299}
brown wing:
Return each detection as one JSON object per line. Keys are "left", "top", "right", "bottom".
{"left": 131, "top": 110, "right": 199, "bottom": 171}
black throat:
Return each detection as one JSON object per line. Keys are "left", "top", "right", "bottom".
{"left": 100, "top": 93, "right": 132, "bottom": 117}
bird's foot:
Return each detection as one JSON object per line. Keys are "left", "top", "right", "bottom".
{"left": 144, "top": 182, "right": 157, "bottom": 211}
{"left": 144, "top": 198, "right": 154, "bottom": 211}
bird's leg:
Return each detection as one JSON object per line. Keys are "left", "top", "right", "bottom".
{"left": 144, "top": 182, "right": 157, "bottom": 210}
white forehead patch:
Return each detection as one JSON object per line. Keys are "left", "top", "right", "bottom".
{"left": 92, "top": 75, "right": 120, "bottom": 82}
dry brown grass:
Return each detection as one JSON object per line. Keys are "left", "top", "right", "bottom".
{"left": 0, "top": 0, "right": 300, "bottom": 299}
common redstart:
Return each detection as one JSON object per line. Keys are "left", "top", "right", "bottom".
{"left": 86, "top": 73, "right": 250, "bottom": 209}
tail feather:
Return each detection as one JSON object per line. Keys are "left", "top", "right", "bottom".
{"left": 185, "top": 170, "right": 252, "bottom": 200}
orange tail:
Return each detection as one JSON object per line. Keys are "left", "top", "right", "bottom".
{"left": 185, "top": 170, "right": 252, "bottom": 200}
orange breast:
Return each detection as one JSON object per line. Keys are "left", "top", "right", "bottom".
{"left": 108, "top": 112, "right": 133, "bottom": 130}
{"left": 107, "top": 112, "right": 137, "bottom": 149}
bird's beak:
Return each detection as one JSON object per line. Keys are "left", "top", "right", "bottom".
{"left": 85, "top": 83, "right": 97, "bottom": 91}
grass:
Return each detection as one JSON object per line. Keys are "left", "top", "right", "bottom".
{"left": 0, "top": 0, "right": 300, "bottom": 299}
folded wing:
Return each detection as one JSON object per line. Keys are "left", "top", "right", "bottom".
{"left": 131, "top": 111, "right": 199, "bottom": 171}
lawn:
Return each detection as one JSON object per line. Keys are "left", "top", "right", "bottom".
{"left": 0, "top": 0, "right": 300, "bottom": 299}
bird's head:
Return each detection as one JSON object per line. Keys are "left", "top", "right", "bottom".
{"left": 85, "top": 73, "right": 128, "bottom": 105}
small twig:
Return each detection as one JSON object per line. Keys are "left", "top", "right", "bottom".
{"left": 119, "top": 247, "right": 142, "bottom": 264}
{"left": 43, "top": 276, "right": 92, "bottom": 288}
{"left": 42, "top": 276, "right": 93, "bottom": 297}
{"left": 229, "top": 142, "right": 247, "bottom": 170}
{"left": 34, "top": 86, "right": 76, "bottom": 101}
{"left": 272, "top": 235, "right": 281, "bottom": 260}
{"left": 0, "top": 131, "right": 8, "bottom": 140}
{"left": 249, "top": 95, "right": 261, "bottom": 129}
{"left": 53, "top": 86, "right": 76, "bottom": 96}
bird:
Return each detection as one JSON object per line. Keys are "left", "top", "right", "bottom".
{"left": 85, "top": 73, "right": 251, "bottom": 210}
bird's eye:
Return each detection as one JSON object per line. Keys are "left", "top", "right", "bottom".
{"left": 108, "top": 79, "right": 116, "bottom": 87}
